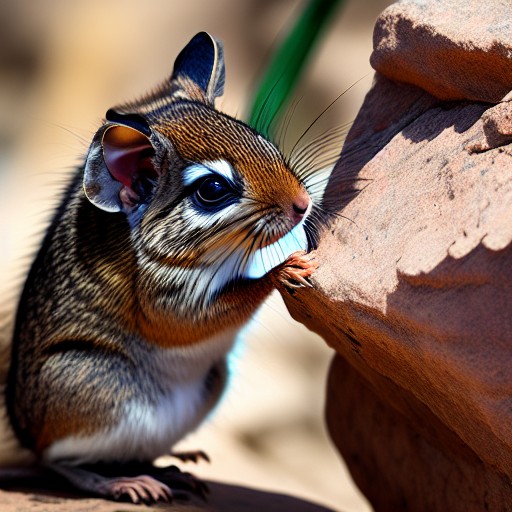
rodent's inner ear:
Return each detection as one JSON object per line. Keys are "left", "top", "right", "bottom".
{"left": 102, "top": 125, "right": 157, "bottom": 209}
{"left": 84, "top": 124, "right": 157, "bottom": 213}
{"left": 102, "top": 125, "right": 156, "bottom": 188}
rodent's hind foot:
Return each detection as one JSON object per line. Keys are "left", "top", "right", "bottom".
{"left": 46, "top": 463, "right": 172, "bottom": 503}
{"left": 45, "top": 461, "right": 208, "bottom": 503}
{"left": 276, "top": 250, "right": 318, "bottom": 290}
{"left": 97, "top": 474, "right": 173, "bottom": 503}
{"left": 155, "top": 463, "right": 209, "bottom": 500}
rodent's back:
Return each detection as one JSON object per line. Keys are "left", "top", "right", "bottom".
{"left": 7, "top": 171, "right": 139, "bottom": 451}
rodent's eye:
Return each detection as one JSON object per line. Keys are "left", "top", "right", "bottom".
{"left": 194, "top": 177, "right": 233, "bottom": 208}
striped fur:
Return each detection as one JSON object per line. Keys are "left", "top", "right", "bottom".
{"left": 6, "top": 33, "right": 312, "bottom": 475}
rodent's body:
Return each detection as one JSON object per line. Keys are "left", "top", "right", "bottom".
{"left": 5, "top": 33, "right": 317, "bottom": 502}
{"left": 8, "top": 173, "right": 268, "bottom": 461}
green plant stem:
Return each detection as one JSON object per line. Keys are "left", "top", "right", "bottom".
{"left": 248, "top": 0, "right": 344, "bottom": 137}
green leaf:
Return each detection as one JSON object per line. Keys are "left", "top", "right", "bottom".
{"left": 248, "top": 0, "right": 344, "bottom": 137}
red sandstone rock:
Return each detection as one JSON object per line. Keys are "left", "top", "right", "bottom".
{"left": 371, "top": 0, "right": 512, "bottom": 102}
{"left": 281, "top": 2, "right": 512, "bottom": 510}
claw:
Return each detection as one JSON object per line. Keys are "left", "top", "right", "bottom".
{"left": 171, "top": 449, "right": 210, "bottom": 464}
{"left": 150, "top": 463, "right": 210, "bottom": 501}
{"left": 45, "top": 463, "right": 188, "bottom": 504}
{"left": 96, "top": 474, "right": 173, "bottom": 504}
{"left": 277, "top": 250, "right": 318, "bottom": 290}
{"left": 170, "top": 469, "right": 209, "bottom": 500}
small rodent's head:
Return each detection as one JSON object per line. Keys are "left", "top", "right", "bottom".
{"left": 84, "top": 32, "right": 312, "bottom": 306}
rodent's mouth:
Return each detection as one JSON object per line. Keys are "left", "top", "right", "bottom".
{"left": 242, "top": 217, "right": 309, "bottom": 279}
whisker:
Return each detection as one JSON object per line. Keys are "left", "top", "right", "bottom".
{"left": 252, "top": 69, "right": 288, "bottom": 136}
{"left": 34, "top": 119, "right": 92, "bottom": 147}
{"left": 290, "top": 122, "right": 351, "bottom": 169}
{"left": 274, "top": 95, "right": 303, "bottom": 154}
{"left": 291, "top": 127, "right": 350, "bottom": 179}
{"left": 197, "top": 207, "right": 272, "bottom": 251}
{"left": 288, "top": 76, "right": 367, "bottom": 160}
{"left": 178, "top": 206, "right": 271, "bottom": 254}
{"left": 292, "top": 125, "right": 349, "bottom": 163}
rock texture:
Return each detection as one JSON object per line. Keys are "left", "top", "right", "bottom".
{"left": 0, "top": 481, "right": 335, "bottom": 512}
{"left": 371, "top": 0, "right": 512, "bottom": 102}
{"left": 281, "top": 0, "right": 512, "bottom": 510}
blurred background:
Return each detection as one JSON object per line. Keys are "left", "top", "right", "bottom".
{"left": 0, "top": 1, "right": 391, "bottom": 510}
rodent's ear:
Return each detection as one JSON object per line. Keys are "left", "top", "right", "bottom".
{"left": 84, "top": 122, "right": 157, "bottom": 213}
{"left": 172, "top": 32, "right": 225, "bottom": 104}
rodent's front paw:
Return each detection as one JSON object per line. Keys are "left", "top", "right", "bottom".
{"left": 277, "top": 250, "right": 318, "bottom": 290}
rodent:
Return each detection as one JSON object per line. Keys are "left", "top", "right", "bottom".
{"left": 3, "top": 32, "right": 318, "bottom": 503}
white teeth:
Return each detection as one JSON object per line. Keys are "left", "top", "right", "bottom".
{"left": 243, "top": 220, "right": 308, "bottom": 279}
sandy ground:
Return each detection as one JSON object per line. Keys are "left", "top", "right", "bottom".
{"left": 0, "top": 1, "right": 390, "bottom": 510}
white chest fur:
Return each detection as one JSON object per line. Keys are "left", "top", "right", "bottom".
{"left": 44, "top": 329, "right": 238, "bottom": 465}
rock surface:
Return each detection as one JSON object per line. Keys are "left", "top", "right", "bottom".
{"left": 0, "top": 480, "right": 335, "bottom": 512}
{"left": 371, "top": 0, "right": 512, "bottom": 102}
{"left": 282, "top": 0, "right": 512, "bottom": 510}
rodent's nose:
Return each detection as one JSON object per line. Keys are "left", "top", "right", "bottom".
{"left": 293, "top": 202, "right": 308, "bottom": 215}
{"left": 291, "top": 190, "right": 310, "bottom": 225}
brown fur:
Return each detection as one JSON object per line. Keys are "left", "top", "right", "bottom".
{"left": 6, "top": 33, "right": 311, "bottom": 472}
